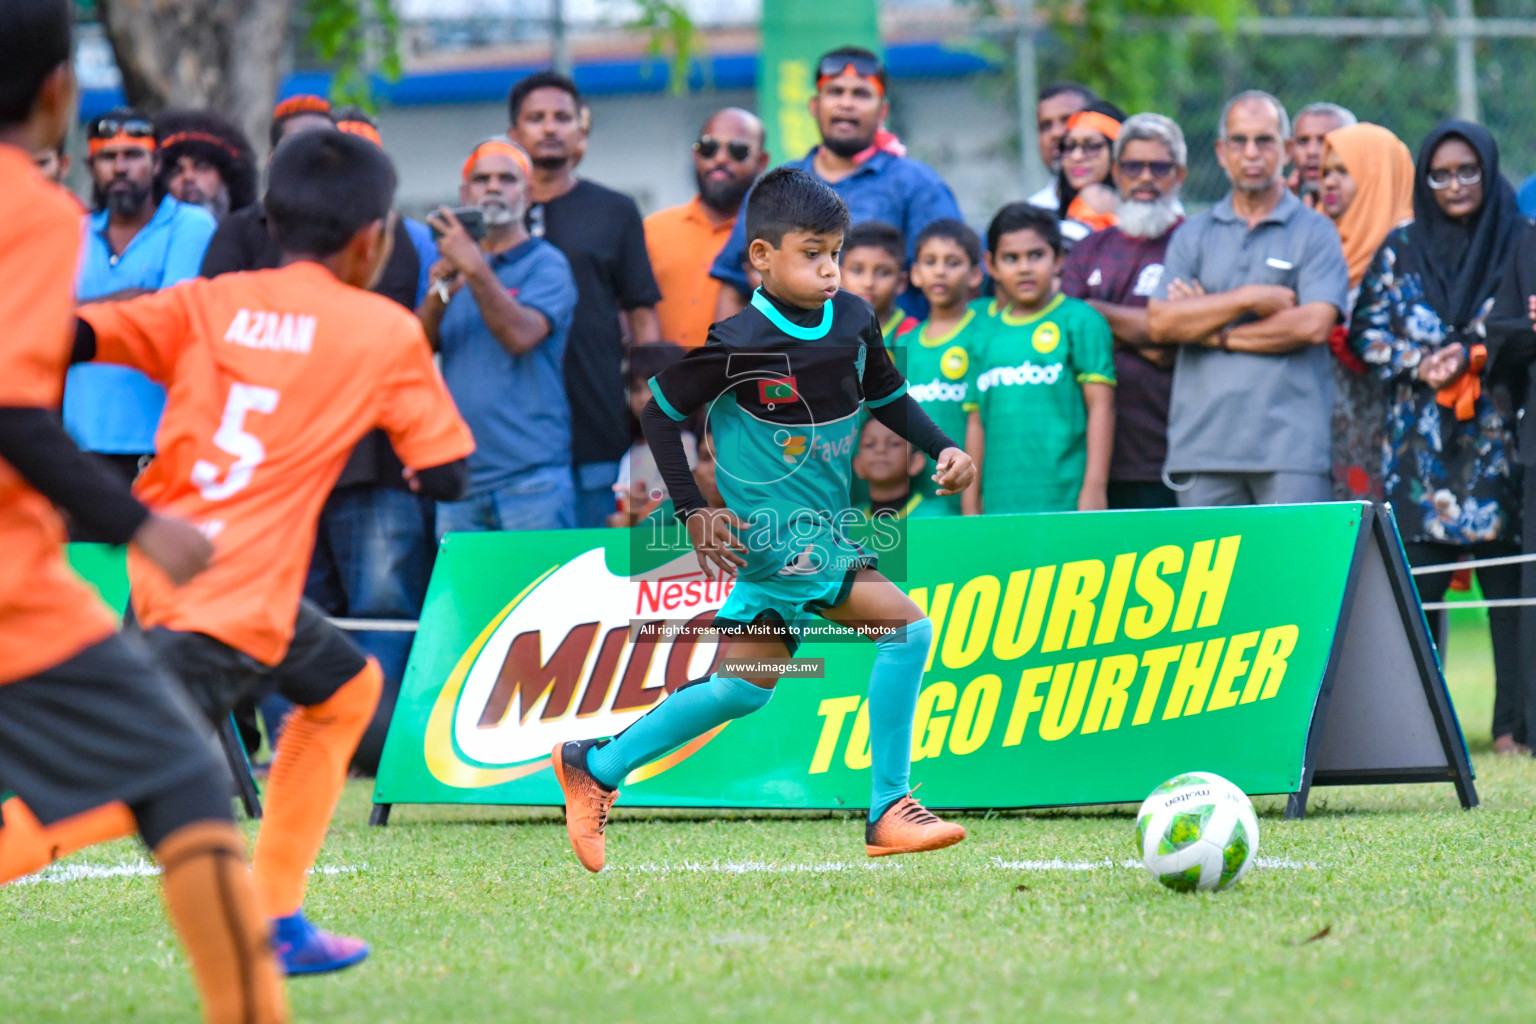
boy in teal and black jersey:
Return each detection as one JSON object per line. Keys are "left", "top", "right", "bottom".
{"left": 963, "top": 203, "right": 1115, "bottom": 514}
{"left": 552, "top": 168, "right": 975, "bottom": 871}
{"left": 905, "top": 218, "right": 987, "bottom": 516}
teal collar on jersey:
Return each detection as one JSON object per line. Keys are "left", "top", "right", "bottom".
{"left": 751, "top": 288, "right": 833, "bottom": 340}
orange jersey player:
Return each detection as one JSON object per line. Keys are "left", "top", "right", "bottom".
{"left": 0, "top": 3, "right": 287, "bottom": 1021}
{"left": 67, "top": 130, "right": 476, "bottom": 974}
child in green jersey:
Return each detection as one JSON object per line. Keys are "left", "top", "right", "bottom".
{"left": 962, "top": 203, "right": 1115, "bottom": 514}
{"left": 852, "top": 417, "right": 936, "bottom": 520}
{"left": 907, "top": 218, "right": 986, "bottom": 516}
{"left": 841, "top": 220, "right": 918, "bottom": 343}
{"left": 551, "top": 169, "right": 976, "bottom": 872}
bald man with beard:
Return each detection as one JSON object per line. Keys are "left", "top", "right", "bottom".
{"left": 644, "top": 107, "right": 769, "bottom": 348}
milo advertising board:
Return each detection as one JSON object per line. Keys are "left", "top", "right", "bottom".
{"left": 373, "top": 503, "right": 1475, "bottom": 816}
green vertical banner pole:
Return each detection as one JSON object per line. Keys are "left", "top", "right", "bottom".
{"left": 758, "top": 0, "right": 882, "bottom": 165}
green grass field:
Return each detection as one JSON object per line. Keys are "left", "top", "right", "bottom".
{"left": 4, "top": 615, "right": 1534, "bottom": 1024}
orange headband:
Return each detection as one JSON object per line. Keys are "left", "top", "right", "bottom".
{"left": 462, "top": 139, "right": 531, "bottom": 181}
{"left": 272, "top": 94, "right": 331, "bottom": 121}
{"left": 1066, "top": 110, "right": 1122, "bottom": 142}
{"left": 88, "top": 133, "right": 155, "bottom": 156}
{"left": 816, "top": 63, "right": 886, "bottom": 97}
{"left": 338, "top": 120, "right": 383, "bottom": 147}
{"left": 159, "top": 130, "right": 244, "bottom": 162}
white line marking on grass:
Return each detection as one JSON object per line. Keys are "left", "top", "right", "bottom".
{"left": 614, "top": 859, "right": 898, "bottom": 875}
{"left": 14, "top": 862, "right": 367, "bottom": 886}
{"left": 989, "top": 856, "right": 1314, "bottom": 872}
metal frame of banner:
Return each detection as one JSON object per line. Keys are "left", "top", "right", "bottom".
{"left": 1284, "top": 504, "right": 1479, "bottom": 819}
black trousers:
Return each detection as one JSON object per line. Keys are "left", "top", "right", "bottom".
{"left": 1405, "top": 540, "right": 1523, "bottom": 742}
{"left": 1522, "top": 465, "right": 1536, "bottom": 745}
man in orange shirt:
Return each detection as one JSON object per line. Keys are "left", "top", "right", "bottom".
{"left": 644, "top": 108, "right": 767, "bottom": 348}
{"left": 44, "top": 129, "right": 475, "bottom": 974}
{"left": 0, "top": 3, "right": 287, "bottom": 1021}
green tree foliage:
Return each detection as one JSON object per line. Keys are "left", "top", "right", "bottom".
{"left": 621, "top": 0, "right": 704, "bottom": 94}
{"left": 1041, "top": 0, "right": 1253, "bottom": 115}
{"left": 303, "top": 0, "right": 402, "bottom": 111}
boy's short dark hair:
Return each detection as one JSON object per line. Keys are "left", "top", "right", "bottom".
{"left": 0, "top": 0, "right": 71, "bottom": 126}
{"left": 843, "top": 221, "right": 905, "bottom": 267}
{"left": 265, "top": 131, "right": 396, "bottom": 258}
{"left": 745, "top": 167, "right": 851, "bottom": 248}
{"left": 986, "top": 202, "right": 1062, "bottom": 257}
{"left": 509, "top": 69, "right": 581, "bottom": 125}
{"left": 914, "top": 218, "right": 981, "bottom": 267}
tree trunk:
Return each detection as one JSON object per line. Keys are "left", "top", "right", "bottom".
{"left": 96, "top": 0, "right": 296, "bottom": 163}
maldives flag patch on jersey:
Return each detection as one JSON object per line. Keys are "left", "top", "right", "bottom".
{"left": 758, "top": 376, "right": 798, "bottom": 403}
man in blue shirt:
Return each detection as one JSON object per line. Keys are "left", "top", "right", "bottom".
{"left": 67, "top": 108, "right": 216, "bottom": 487}
{"left": 420, "top": 138, "right": 579, "bottom": 534}
{"left": 710, "top": 47, "right": 961, "bottom": 320}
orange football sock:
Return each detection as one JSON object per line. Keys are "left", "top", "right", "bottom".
{"left": 252, "top": 658, "right": 382, "bottom": 918}
{"left": 156, "top": 820, "right": 287, "bottom": 1024}
{"left": 0, "top": 797, "right": 135, "bottom": 884}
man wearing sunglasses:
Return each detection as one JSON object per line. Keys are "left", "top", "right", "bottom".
{"left": 644, "top": 107, "right": 768, "bottom": 349}
{"left": 1061, "top": 113, "right": 1189, "bottom": 510}
{"left": 709, "top": 45, "right": 960, "bottom": 321}
{"left": 64, "top": 107, "right": 217, "bottom": 492}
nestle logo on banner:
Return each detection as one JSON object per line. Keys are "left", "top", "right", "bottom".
{"left": 636, "top": 575, "right": 736, "bottom": 616}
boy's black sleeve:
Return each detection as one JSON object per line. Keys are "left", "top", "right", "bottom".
{"left": 867, "top": 394, "right": 958, "bottom": 462}
{"left": 646, "top": 339, "right": 733, "bottom": 420}
{"left": 859, "top": 306, "right": 910, "bottom": 410}
{"left": 643, "top": 339, "right": 733, "bottom": 521}
{"left": 642, "top": 401, "right": 707, "bottom": 520}
{"left": 0, "top": 407, "right": 150, "bottom": 543}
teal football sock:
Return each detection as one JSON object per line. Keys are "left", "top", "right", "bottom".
{"left": 867, "top": 618, "right": 933, "bottom": 822}
{"left": 585, "top": 674, "right": 773, "bottom": 788}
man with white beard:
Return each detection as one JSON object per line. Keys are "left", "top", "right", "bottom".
{"left": 1060, "top": 113, "right": 1188, "bottom": 508}
{"left": 420, "top": 137, "right": 579, "bottom": 534}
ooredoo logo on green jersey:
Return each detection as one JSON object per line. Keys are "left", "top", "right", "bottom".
{"left": 909, "top": 379, "right": 966, "bottom": 403}
{"left": 977, "top": 360, "right": 1064, "bottom": 390}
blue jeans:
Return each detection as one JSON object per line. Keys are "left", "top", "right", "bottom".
{"left": 291, "top": 485, "right": 435, "bottom": 772}
{"left": 573, "top": 460, "right": 620, "bottom": 529}
{"left": 436, "top": 465, "right": 577, "bottom": 539}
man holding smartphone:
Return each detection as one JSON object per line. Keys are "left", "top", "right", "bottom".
{"left": 418, "top": 137, "right": 579, "bottom": 534}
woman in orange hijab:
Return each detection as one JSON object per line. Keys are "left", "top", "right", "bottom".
{"left": 1321, "top": 122, "right": 1414, "bottom": 503}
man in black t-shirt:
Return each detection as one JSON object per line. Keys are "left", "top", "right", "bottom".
{"left": 509, "top": 70, "right": 663, "bottom": 528}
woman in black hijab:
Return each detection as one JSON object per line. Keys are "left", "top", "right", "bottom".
{"left": 1348, "top": 120, "right": 1525, "bottom": 753}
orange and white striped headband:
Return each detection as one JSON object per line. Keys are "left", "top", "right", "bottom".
{"left": 1066, "top": 110, "right": 1123, "bottom": 142}
{"left": 462, "top": 138, "right": 532, "bottom": 181}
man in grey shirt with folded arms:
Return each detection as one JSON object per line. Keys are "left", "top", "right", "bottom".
{"left": 1147, "top": 89, "right": 1349, "bottom": 506}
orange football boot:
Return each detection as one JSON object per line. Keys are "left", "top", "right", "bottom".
{"left": 551, "top": 739, "right": 620, "bottom": 873}
{"left": 865, "top": 793, "right": 967, "bottom": 857}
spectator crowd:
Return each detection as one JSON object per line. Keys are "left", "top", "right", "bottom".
{"left": 35, "top": 47, "right": 1536, "bottom": 760}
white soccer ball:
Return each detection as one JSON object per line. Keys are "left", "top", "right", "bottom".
{"left": 1135, "top": 771, "right": 1259, "bottom": 893}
